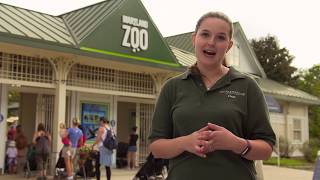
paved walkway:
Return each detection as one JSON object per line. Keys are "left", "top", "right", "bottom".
{"left": 263, "top": 165, "right": 313, "bottom": 180}
{"left": 0, "top": 165, "right": 314, "bottom": 180}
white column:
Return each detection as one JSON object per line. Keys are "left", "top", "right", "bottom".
{"left": 135, "top": 102, "right": 140, "bottom": 168}
{"left": 111, "top": 95, "right": 118, "bottom": 167}
{"left": 0, "top": 84, "right": 8, "bottom": 174}
{"left": 112, "top": 95, "right": 118, "bottom": 131}
{"left": 51, "top": 81, "right": 66, "bottom": 169}
{"left": 305, "top": 106, "right": 309, "bottom": 142}
{"left": 70, "top": 91, "right": 77, "bottom": 125}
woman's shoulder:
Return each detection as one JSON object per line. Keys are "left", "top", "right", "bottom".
{"left": 229, "top": 68, "right": 260, "bottom": 85}
{"left": 99, "top": 126, "right": 107, "bottom": 132}
{"left": 159, "top": 72, "right": 187, "bottom": 94}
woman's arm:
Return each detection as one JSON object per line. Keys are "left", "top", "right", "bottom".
{"left": 92, "top": 127, "right": 103, "bottom": 146}
{"left": 202, "top": 123, "right": 273, "bottom": 160}
{"left": 150, "top": 129, "right": 208, "bottom": 159}
{"left": 46, "top": 132, "right": 52, "bottom": 143}
{"left": 240, "top": 139, "right": 272, "bottom": 160}
{"left": 32, "top": 132, "right": 38, "bottom": 144}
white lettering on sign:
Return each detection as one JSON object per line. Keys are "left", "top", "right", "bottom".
{"left": 122, "top": 15, "right": 149, "bottom": 53}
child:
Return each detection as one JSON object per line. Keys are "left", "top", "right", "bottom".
{"left": 59, "top": 122, "right": 73, "bottom": 180}
{"left": 6, "top": 140, "right": 18, "bottom": 174}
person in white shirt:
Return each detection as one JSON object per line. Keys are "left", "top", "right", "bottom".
{"left": 6, "top": 140, "right": 18, "bottom": 174}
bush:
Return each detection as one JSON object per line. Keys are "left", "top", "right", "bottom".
{"left": 278, "top": 136, "right": 294, "bottom": 158}
{"left": 301, "top": 138, "right": 320, "bottom": 163}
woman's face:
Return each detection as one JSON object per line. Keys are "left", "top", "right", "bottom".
{"left": 192, "top": 17, "right": 233, "bottom": 67}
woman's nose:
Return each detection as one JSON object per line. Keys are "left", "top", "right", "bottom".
{"left": 207, "top": 36, "right": 216, "bottom": 45}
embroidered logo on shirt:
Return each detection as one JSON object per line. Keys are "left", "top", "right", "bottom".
{"left": 219, "top": 90, "right": 245, "bottom": 99}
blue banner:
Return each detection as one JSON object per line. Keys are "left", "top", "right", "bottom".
{"left": 81, "top": 102, "right": 108, "bottom": 142}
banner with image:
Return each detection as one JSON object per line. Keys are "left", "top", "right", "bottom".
{"left": 81, "top": 102, "right": 109, "bottom": 143}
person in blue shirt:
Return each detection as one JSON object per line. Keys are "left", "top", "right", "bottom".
{"left": 67, "top": 118, "right": 83, "bottom": 179}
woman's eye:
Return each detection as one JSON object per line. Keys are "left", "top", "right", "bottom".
{"left": 200, "top": 32, "right": 209, "bottom": 37}
{"left": 217, "top": 35, "right": 226, "bottom": 41}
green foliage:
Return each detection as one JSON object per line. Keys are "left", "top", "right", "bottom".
{"left": 250, "top": 35, "right": 298, "bottom": 85}
{"left": 8, "top": 91, "right": 20, "bottom": 102}
{"left": 278, "top": 136, "right": 294, "bottom": 158}
{"left": 295, "top": 65, "right": 320, "bottom": 138}
{"left": 301, "top": 139, "right": 320, "bottom": 163}
{"left": 296, "top": 65, "right": 320, "bottom": 96}
{"left": 264, "top": 157, "right": 306, "bottom": 166}
{"left": 264, "top": 157, "right": 313, "bottom": 169}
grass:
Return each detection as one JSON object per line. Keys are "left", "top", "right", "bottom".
{"left": 263, "top": 157, "right": 315, "bottom": 170}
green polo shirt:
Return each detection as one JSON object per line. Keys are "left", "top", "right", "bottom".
{"left": 149, "top": 67, "right": 276, "bottom": 180}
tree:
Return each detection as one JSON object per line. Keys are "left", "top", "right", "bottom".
{"left": 250, "top": 35, "right": 297, "bottom": 85}
{"left": 296, "top": 65, "right": 320, "bottom": 138}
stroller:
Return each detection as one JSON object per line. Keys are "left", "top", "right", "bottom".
{"left": 116, "top": 142, "right": 128, "bottom": 168}
{"left": 54, "top": 150, "right": 67, "bottom": 180}
{"left": 76, "top": 150, "right": 97, "bottom": 179}
{"left": 24, "top": 145, "right": 38, "bottom": 178}
{"left": 133, "top": 153, "right": 169, "bottom": 180}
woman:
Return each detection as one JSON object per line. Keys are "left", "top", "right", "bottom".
{"left": 15, "top": 125, "right": 28, "bottom": 175}
{"left": 149, "top": 12, "right": 276, "bottom": 180}
{"left": 92, "top": 117, "right": 113, "bottom": 180}
{"left": 32, "top": 123, "right": 51, "bottom": 180}
{"left": 59, "top": 122, "right": 73, "bottom": 180}
{"left": 127, "top": 126, "right": 138, "bottom": 169}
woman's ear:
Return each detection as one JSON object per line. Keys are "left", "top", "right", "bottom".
{"left": 226, "top": 40, "right": 233, "bottom": 53}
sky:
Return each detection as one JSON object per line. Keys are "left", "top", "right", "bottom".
{"left": 0, "top": 0, "right": 319, "bottom": 69}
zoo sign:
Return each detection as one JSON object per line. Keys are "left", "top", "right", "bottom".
{"left": 121, "top": 15, "right": 149, "bottom": 53}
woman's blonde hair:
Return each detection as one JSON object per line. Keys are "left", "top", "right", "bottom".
{"left": 195, "top": 11, "right": 233, "bottom": 39}
{"left": 59, "top": 122, "right": 66, "bottom": 129}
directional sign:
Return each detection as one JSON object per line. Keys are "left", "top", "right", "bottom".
{"left": 110, "top": 120, "right": 116, "bottom": 128}
{"left": 0, "top": 113, "right": 3, "bottom": 124}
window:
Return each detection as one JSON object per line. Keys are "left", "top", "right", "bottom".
{"left": 265, "top": 95, "right": 283, "bottom": 113}
{"left": 293, "top": 118, "right": 302, "bottom": 141}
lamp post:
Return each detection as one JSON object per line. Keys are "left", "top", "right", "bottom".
{"left": 277, "top": 135, "right": 280, "bottom": 167}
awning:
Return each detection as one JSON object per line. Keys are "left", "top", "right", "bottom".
{"left": 265, "top": 95, "right": 282, "bottom": 113}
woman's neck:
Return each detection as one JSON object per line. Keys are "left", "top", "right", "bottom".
{"left": 196, "top": 63, "right": 229, "bottom": 89}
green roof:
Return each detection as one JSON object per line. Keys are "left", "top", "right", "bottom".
{"left": 61, "top": 0, "right": 123, "bottom": 43}
{"left": 0, "top": 2, "right": 75, "bottom": 46}
{"left": 170, "top": 46, "right": 196, "bottom": 66}
{"left": 0, "top": 0, "right": 182, "bottom": 70}
{"left": 165, "top": 32, "right": 194, "bottom": 53}
{"left": 259, "top": 78, "right": 320, "bottom": 105}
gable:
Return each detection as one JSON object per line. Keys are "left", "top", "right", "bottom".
{"left": 61, "top": 0, "right": 123, "bottom": 43}
{"left": 76, "top": 0, "right": 179, "bottom": 67}
{"left": 229, "top": 23, "right": 266, "bottom": 78}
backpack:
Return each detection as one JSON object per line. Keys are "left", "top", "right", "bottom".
{"left": 103, "top": 128, "right": 118, "bottom": 150}
{"left": 35, "top": 135, "right": 50, "bottom": 155}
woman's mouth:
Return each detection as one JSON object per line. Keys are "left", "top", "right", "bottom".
{"left": 203, "top": 50, "right": 216, "bottom": 56}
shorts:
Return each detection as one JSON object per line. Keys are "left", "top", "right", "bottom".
{"left": 36, "top": 153, "right": 48, "bottom": 170}
{"left": 128, "top": 146, "right": 137, "bottom": 152}
{"left": 7, "top": 157, "right": 17, "bottom": 166}
{"left": 62, "top": 147, "right": 77, "bottom": 159}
